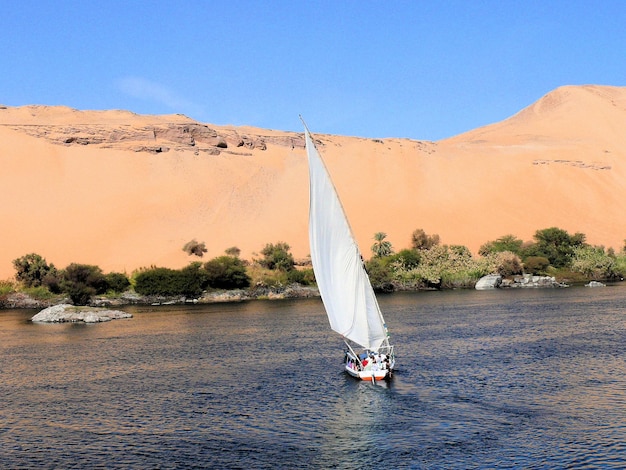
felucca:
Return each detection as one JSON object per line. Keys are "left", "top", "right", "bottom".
{"left": 303, "top": 121, "right": 395, "bottom": 381}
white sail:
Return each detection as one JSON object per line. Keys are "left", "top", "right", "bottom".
{"left": 305, "top": 129, "right": 388, "bottom": 351}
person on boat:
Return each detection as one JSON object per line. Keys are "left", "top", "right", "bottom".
{"left": 376, "top": 354, "right": 384, "bottom": 370}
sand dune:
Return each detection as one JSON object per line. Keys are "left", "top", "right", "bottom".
{"left": 1, "top": 84, "right": 625, "bottom": 280}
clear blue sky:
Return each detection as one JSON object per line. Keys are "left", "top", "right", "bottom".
{"left": 2, "top": 1, "right": 625, "bottom": 141}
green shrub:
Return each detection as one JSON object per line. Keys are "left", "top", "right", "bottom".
{"left": 524, "top": 256, "right": 550, "bottom": 275}
{"left": 23, "top": 286, "right": 58, "bottom": 300}
{"left": 204, "top": 256, "right": 250, "bottom": 289}
{"left": 224, "top": 246, "right": 241, "bottom": 257}
{"left": 60, "top": 263, "right": 107, "bottom": 305}
{"left": 12, "top": 253, "right": 57, "bottom": 288}
{"left": 286, "top": 268, "right": 316, "bottom": 286}
{"left": 182, "top": 239, "right": 207, "bottom": 257}
{"left": 258, "top": 242, "right": 295, "bottom": 271}
{"left": 104, "top": 272, "right": 131, "bottom": 293}
{"left": 411, "top": 229, "right": 440, "bottom": 250}
{"left": 134, "top": 267, "right": 178, "bottom": 296}
{"left": 570, "top": 246, "right": 618, "bottom": 280}
{"left": 480, "top": 251, "right": 523, "bottom": 277}
{"left": 63, "top": 264, "right": 108, "bottom": 293}
{"left": 522, "top": 227, "right": 586, "bottom": 268}
{"left": 440, "top": 269, "right": 483, "bottom": 289}
{"left": 615, "top": 253, "right": 626, "bottom": 279}
{"left": 247, "top": 265, "right": 289, "bottom": 288}
{"left": 0, "top": 280, "right": 16, "bottom": 296}
{"left": 365, "top": 257, "right": 395, "bottom": 292}
{"left": 388, "top": 249, "right": 421, "bottom": 270}
{"left": 479, "top": 235, "right": 524, "bottom": 256}
{"left": 177, "top": 263, "right": 208, "bottom": 296}
{"left": 549, "top": 267, "right": 589, "bottom": 283}
{"left": 42, "top": 272, "right": 63, "bottom": 294}
{"left": 134, "top": 264, "right": 207, "bottom": 297}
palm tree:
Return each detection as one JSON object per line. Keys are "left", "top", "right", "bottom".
{"left": 371, "top": 232, "right": 393, "bottom": 258}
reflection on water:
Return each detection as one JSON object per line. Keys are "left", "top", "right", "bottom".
{"left": 1, "top": 286, "right": 626, "bottom": 468}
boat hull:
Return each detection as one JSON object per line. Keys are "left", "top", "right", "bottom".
{"left": 345, "top": 364, "right": 392, "bottom": 381}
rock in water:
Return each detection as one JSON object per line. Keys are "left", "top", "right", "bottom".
{"left": 475, "top": 274, "right": 502, "bottom": 290}
{"left": 31, "top": 304, "right": 132, "bottom": 323}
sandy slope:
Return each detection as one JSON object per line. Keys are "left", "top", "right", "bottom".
{"left": 1, "top": 85, "right": 625, "bottom": 280}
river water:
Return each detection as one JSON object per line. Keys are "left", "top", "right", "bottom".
{"left": 2, "top": 285, "right": 626, "bottom": 469}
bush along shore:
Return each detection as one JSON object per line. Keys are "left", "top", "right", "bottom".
{"left": 1, "top": 284, "right": 322, "bottom": 310}
{"left": 3, "top": 275, "right": 618, "bottom": 310}
{"left": 0, "top": 275, "right": 585, "bottom": 310}
{"left": 4, "top": 226, "right": 626, "bottom": 310}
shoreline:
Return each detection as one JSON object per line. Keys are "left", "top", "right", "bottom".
{"left": 1, "top": 284, "right": 322, "bottom": 310}
{"left": 2, "top": 276, "right": 610, "bottom": 310}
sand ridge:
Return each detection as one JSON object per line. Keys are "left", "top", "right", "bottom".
{"left": 1, "top": 85, "right": 625, "bottom": 279}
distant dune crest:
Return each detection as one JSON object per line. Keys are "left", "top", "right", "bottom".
{"left": 523, "top": 85, "right": 626, "bottom": 117}
{"left": 1, "top": 84, "right": 625, "bottom": 279}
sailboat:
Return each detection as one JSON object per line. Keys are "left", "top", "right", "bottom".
{"left": 303, "top": 122, "right": 395, "bottom": 381}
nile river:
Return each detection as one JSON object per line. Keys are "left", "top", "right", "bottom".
{"left": 2, "top": 285, "right": 626, "bottom": 468}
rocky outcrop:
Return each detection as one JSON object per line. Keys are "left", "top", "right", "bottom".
{"left": 3, "top": 285, "right": 321, "bottom": 310}
{"left": 198, "top": 285, "right": 319, "bottom": 303}
{"left": 476, "top": 274, "right": 568, "bottom": 289}
{"left": 5, "top": 120, "right": 297, "bottom": 155}
{"left": 475, "top": 274, "right": 502, "bottom": 290}
{"left": 502, "top": 275, "right": 568, "bottom": 288}
{"left": 533, "top": 159, "right": 611, "bottom": 171}
{"left": 31, "top": 304, "right": 132, "bottom": 323}
{"left": 1, "top": 292, "right": 58, "bottom": 309}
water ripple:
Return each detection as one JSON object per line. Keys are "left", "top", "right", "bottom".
{"left": 2, "top": 289, "right": 626, "bottom": 468}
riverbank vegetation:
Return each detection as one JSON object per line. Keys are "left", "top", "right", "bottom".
{"left": 2, "top": 227, "right": 625, "bottom": 307}
{"left": 365, "top": 227, "right": 626, "bottom": 291}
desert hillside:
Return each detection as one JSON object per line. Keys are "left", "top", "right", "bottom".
{"left": 1, "top": 84, "right": 625, "bottom": 280}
